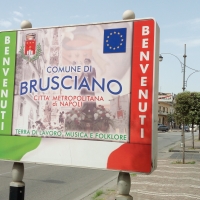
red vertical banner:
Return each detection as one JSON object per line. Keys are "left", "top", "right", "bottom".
{"left": 130, "top": 19, "right": 155, "bottom": 144}
{"left": 107, "top": 19, "right": 157, "bottom": 173}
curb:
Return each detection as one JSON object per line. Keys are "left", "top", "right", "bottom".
{"left": 169, "top": 150, "right": 200, "bottom": 153}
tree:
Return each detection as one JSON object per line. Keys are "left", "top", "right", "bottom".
{"left": 188, "top": 93, "right": 200, "bottom": 148}
{"left": 174, "top": 92, "right": 200, "bottom": 149}
{"left": 167, "top": 113, "right": 175, "bottom": 129}
{"left": 174, "top": 92, "right": 191, "bottom": 125}
{"left": 174, "top": 92, "right": 192, "bottom": 164}
{"left": 189, "top": 92, "right": 200, "bottom": 141}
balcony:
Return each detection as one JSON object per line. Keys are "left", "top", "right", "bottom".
{"left": 158, "top": 110, "right": 168, "bottom": 116}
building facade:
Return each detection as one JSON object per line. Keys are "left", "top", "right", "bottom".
{"left": 158, "top": 92, "right": 175, "bottom": 128}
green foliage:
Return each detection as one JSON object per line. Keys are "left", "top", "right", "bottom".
{"left": 172, "top": 160, "right": 195, "bottom": 164}
{"left": 169, "top": 147, "right": 174, "bottom": 152}
{"left": 167, "top": 113, "right": 174, "bottom": 123}
{"left": 92, "top": 190, "right": 103, "bottom": 199}
{"left": 174, "top": 92, "right": 200, "bottom": 125}
{"left": 130, "top": 173, "right": 137, "bottom": 176}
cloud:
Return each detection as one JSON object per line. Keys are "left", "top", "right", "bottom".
{"left": 13, "top": 11, "right": 23, "bottom": 17}
{"left": 0, "top": 20, "right": 12, "bottom": 28}
{"left": 13, "top": 17, "right": 21, "bottom": 23}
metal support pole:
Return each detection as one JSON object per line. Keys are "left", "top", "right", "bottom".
{"left": 9, "top": 162, "right": 25, "bottom": 200}
{"left": 182, "top": 44, "right": 187, "bottom": 164}
{"left": 182, "top": 44, "right": 186, "bottom": 92}
{"left": 9, "top": 20, "right": 32, "bottom": 200}
{"left": 115, "top": 172, "right": 133, "bottom": 200}
{"left": 182, "top": 121, "right": 185, "bottom": 164}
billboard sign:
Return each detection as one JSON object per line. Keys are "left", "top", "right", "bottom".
{"left": 158, "top": 93, "right": 173, "bottom": 102}
{"left": 0, "top": 18, "right": 159, "bottom": 173}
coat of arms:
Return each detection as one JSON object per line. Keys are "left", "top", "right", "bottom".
{"left": 19, "top": 33, "right": 42, "bottom": 63}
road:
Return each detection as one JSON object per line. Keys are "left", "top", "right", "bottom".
{"left": 158, "top": 130, "right": 197, "bottom": 150}
{"left": 0, "top": 131, "right": 195, "bottom": 200}
{"left": 0, "top": 161, "right": 118, "bottom": 200}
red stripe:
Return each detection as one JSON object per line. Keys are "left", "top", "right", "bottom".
{"left": 107, "top": 19, "right": 155, "bottom": 173}
{"left": 130, "top": 19, "right": 155, "bottom": 144}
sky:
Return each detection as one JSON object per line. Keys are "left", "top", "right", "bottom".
{"left": 0, "top": 0, "right": 200, "bottom": 95}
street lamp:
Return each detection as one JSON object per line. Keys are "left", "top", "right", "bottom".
{"left": 159, "top": 52, "right": 199, "bottom": 90}
{"left": 185, "top": 71, "right": 200, "bottom": 87}
{"left": 159, "top": 44, "right": 187, "bottom": 163}
{"left": 159, "top": 44, "right": 187, "bottom": 92}
{"left": 159, "top": 55, "right": 163, "bottom": 62}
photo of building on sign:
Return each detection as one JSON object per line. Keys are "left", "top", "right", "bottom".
{"left": 12, "top": 22, "right": 133, "bottom": 143}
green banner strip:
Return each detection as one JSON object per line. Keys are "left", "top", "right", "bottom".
{"left": 0, "top": 136, "right": 41, "bottom": 160}
{"left": 0, "top": 31, "right": 17, "bottom": 135}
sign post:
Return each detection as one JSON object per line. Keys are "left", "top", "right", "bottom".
{"left": 9, "top": 162, "right": 25, "bottom": 200}
{"left": 0, "top": 12, "right": 160, "bottom": 197}
{"left": 8, "top": 20, "right": 32, "bottom": 200}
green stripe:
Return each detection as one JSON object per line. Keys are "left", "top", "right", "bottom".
{"left": 0, "top": 136, "right": 41, "bottom": 160}
{"left": 0, "top": 31, "right": 17, "bottom": 135}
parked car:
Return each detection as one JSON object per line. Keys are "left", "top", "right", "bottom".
{"left": 184, "top": 126, "right": 189, "bottom": 132}
{"left": 179, "top": 124, "right": 183, "bottom": 129}
{"left": 189, "top": 125, "right": 198, "bottom": 132}
{"left": 158, "top": 125, "right": 169, "bottom": 132}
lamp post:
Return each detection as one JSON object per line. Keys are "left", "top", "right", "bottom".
{"left": 159, "top": 44, "right": 187, "bottom": 163}
{"left": 182, "top": 44, "right": 186, "bottom": 163}
{"left": 159, "top": 47, "right": 187, "bottom": 91}
{"left": 159, "top": 44, "right": 199, "bottom": 90}
{"left": 185, "top": 71, "right": 200, "bottom": 87}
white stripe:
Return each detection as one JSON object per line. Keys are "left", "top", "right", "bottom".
{"left": 157, "top": 165, "right": 200, "bottom": 170}
{"left": 157, "top": 160, "right": 200, "bottom": 166}
{"left": 131, "top": 181, "right": 200, "bottom": 189}
{"left": 155, "top": 169, "right": 200, "bottom": 174}
{"left": 137, "top": 175, "right": 200, "bottom": 181}
{"left": 157, "top": 160, "right": 168, "bottom": 162}
{"left": 131, "top": 189, "right": 200, "bottom": 199}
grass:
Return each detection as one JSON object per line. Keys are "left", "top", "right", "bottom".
{"left": 106, "top": 189, "right": 115, "bottom": 192}
{"left": 91, "top": 188, "right": 117, "bottom": 200}
{"left": 188, "top": 147, "right": 194, "bottom": 149}
{"left": 92, "top": 190, "right": 104, "bottom": 200}
{"left": 171, "top": 160, "right": 196, "bottom": 164}
{"left": 130, "top": 173, "right": 137, "bottom": 177}
{"left": 188, "top": 161, "right": 196, "bottom": 164}
{"left": 169, "top": 148, "right": 174, "bottom": 152}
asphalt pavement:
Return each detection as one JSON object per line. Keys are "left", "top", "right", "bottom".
{"left": 0, "top": 162, "right": 118, "bottom": 200}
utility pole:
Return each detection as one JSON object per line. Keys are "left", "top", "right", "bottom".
{"left": 159, "top": 44, "right": 188, "bottom": 164}
{"left": 182, "top": 44, "right": 187, "bottom": 164}
{"left": 182, "top": 44, "right": 186, "bottom": 92}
